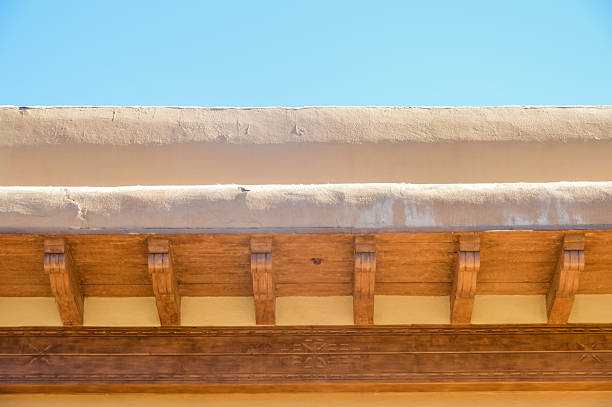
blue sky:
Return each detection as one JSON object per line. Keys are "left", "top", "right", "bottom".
{"left": 0, "top": 1, "right": 611, "bottom": 106}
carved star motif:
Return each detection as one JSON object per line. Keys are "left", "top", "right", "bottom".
{"left": 578, "top": 343, "right": 603, "bottom": 363}
{"left": 27, "top": 344, "right": 52, "bottom": 365}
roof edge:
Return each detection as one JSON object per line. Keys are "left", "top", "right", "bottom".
{"left": 2, "top": 106, "right": 612, "bottom": 146}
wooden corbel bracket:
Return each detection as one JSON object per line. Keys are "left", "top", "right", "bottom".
{"left": 354, "top": 235, "right": 376, "bottom": 325}
{"left": 148, "top": 238, "right": 180, "bottom": 326}
{"left": 451, "top": 234, "right": 480, "bottom": 325}
{"left": 43, "top": 239, "right": 83, "bottom": 326}
{"left": 547, "top": 233, "right": 585, "bottom": 324}
{"left": 250, "top": 237, "right": 275, "bottom": 325}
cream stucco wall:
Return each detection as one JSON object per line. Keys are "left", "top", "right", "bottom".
{"left": 181, "top": 297, "right": 256, "bottom": 325}
{"left": 0, "top": 298, "right": 62, "bottom": 326}
{"left": 374, "top": 296, "right": 450, "bottom": 324}
{"left": 1, "top": 392, "right": 612, "bottom": 406}
{"left": 83, "top": 297, "right": 160, "bottom": 326}
{"left": 6, "top": 295, "right": 612, "bottom": 326}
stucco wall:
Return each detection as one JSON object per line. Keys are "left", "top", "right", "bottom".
{"left": 2, "top": 106, "right": 612, "bottom": 186}
{"left": 1, "top": 392, "right": 612, "bottom": 406}
{"left": 2, "top": 183, "right": 611, "bottom": 233}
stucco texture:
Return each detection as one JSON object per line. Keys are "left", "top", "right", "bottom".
{"left": 2, "top": 106, "right": 612, "bottom": 146}
{"left": 0, "top": 182, "right": 611, "bottom": 233}
{"left": 2, "top": 106, "right": 612, "bottom": 186}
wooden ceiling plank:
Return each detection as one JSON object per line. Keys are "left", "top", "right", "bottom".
{"left": 66, "top": 235, "right": 149, "bottom": 286}
{"left": 180, "top": 283, "right": 253, "bottom": 297}
{"left": 173, "top": 235, "right": 251, "bottom": 286}
{"left": 353, "top": 235, "right": 376, "bottom": 325}
{"left": 376, "top": 282, "right": 451, "bottom": 296}
{"left": 276, "top": 282, "right": 352, "bottom": 297}
{"left": 477, "top": 282, "right": 549, "bottom": 295}
{"left": 547, "top": 233, "right": 585, "bottom": 324}
{"left": 43, "top": 238, "right": 83, "bottom": 326}
{"left": 148, "top": 238, "right": 180, "bottom": 326}
{"left": 0, "top": 230, "right": 610, "bottom": 299}
{"left": 250, "top": 237, "right": 275, "bottom": 325}
{"left": 450, "top": 234, "right": 480, "bottom": 325}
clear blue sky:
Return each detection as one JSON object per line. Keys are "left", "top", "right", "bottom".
{"left": 1, "top": 1, "right": 611, "bottom": 106}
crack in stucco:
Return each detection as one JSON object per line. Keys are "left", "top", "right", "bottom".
{"left": 64, "top": 188, "right": 88, "bottom": 228}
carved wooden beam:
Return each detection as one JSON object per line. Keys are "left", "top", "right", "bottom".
{"left": 148, "top": 238, "right": 180, "bottom": 326}
{"left": 547, "top": 233, "right": 585, "bottom": 324}
{"left": 2, "top": 325, "right": 612, "bottom": 391}
{"left": 250, "top": 237, "right": 275, "bottom": 325}
{"left": 450, "top": 234, "right": 480, "bottom": 325}
{"left": 354, "top": 236, "right": 376, "bottom": 325}
{"left": 43, "top": 239, "right": 83, "bottom": 326}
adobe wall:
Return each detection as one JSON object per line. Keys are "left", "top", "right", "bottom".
{"left": 1, "top": 106, "right": 612, "bottom": 185}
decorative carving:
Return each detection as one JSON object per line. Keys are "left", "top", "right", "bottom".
{"left": 27, "top": 344, "right": 52, "bottom": 366}
{"left": 451, "top": 234, "right": 480, "bottom": 324}
{"left": 3, "top": 325, "right": 612, "bottom": 337}
{"left": 2, "top": 325, "right": 612, "bottom": 390}
{"left": 148, "top": 238, "right": 180, "bottom": 326}
{"left": 578, "top": 343, "right": 603, "bottom": 363}
{"left": 43, "top": 239, "right": 83, "bottom": 326}
{"left": 354, "top": 236, "right": 376, "bottom": 325}
{"left": 280, "top": 354, "right": 359, "bottom": 369}
{"left": 250, "top": 237, "right": 275, "bottom": 325}
{"left": 280, "top": 338, "right": 360, "bottom": 353}
{"left": 547, "top": 233, "right": 585, "bottom": 324}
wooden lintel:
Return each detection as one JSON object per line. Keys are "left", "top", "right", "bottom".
{"left": 43, "top": 239, "right": 83, "bottom": 326}
{"left": 148, "top": 238, "right": 180, "bottom": 326}
{"left": 2, "top": 325, "right": 612, "bottom": 391}
{"left": 450, "top": 234, "right": 480, "bottom": 325}
{"left": 547, "top": 233, "right": 585, "bottom": 324}
{"left": 250, "top": 237, "right": 275, "bottom": 325}
{"left": 354, "top": 235, "right": 376, "bottom": 325}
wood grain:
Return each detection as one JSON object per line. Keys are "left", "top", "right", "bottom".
{"left": 1, "top": 325, "right": 612, "bottom": 391}
{"left": 450, "top": 234, "right": 479, "bottom": 324}
{"left": 148, "top": 238, "right": 180, "bottom": 326}
{"left": 353, "top": 236, "right": 376, "bottom": 325}
{"left": 0, "top": 231, "right": 611, "bottom": 300}
{"left": 43, "top": 239, "right": 83, "bottom": 326}
{"left": 547, "top": 234, "right": 585, "bottom": 324}
{"left": 250, "top": 237, "right": 275, "bottom": 325}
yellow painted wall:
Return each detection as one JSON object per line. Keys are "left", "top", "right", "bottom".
{"left": 1, "top": 392, "right": 612, "bottom": 406}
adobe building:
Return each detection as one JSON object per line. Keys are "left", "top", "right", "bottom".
{"left": 1, "top": 106, "right": 612, "bottom": 405}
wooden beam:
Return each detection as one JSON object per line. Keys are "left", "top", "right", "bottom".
{"left": 148, "top": 238, "right": 180, "bottom": 326}
{"left": 354, "top": 236, "right": 376, "bottom": 325}
{"left": 43, "top": 239, "right": 83, "bottom": 326}
{"left": 3, "top": 230, "right": 612, "bottom": 299}
{"left": 250, "top": 237, "right": 275, "bottom": 325}
{"left": 450, "top": 234, "right": 480, "bottom": 324}
{"left": 547, "top": 233, "right": 585, "bottom": 324}
{"left": 2, "top": 325, "right": 612, "bottom": 391}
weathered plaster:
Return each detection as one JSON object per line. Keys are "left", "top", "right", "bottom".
{"left": 3, "top": 106, "right": 612, "bottom": 185}
{"left": 0, "top": 183, "right": 610, "bottom": 233}
{"left": 2, "top": 106, "right": 612, "bottom": 146}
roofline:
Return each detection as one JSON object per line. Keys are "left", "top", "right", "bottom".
{"left": 2, "top": 106, "right": 612, "bottom": 147}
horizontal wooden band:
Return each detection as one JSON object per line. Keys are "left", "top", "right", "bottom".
{"left": 1, "top": 325, "right": 612, "bottom": 390}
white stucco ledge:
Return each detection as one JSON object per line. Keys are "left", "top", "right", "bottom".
{"left": 2, "top": 106, "right": 612, "bottom": 146}
{"left": 0, "top": 183, "right": 611, "bottom": 234}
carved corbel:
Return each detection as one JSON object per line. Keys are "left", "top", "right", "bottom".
{"left": 148, "top": 238, "right": 180, "bottom": 326}
{"left": 250, "top": 237, "right": 275, "bottom": 325}
{"left": 451, "top": 234, "right": 480, "bottom": 325}
{"left": 547, "top": 233, "right": 585, "bottom": 324}
{"left": 43, "top": 239, "right": 83, "bottom": 326}
{"left": 354, "top": 236, "right": 376, "bottom": 325}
